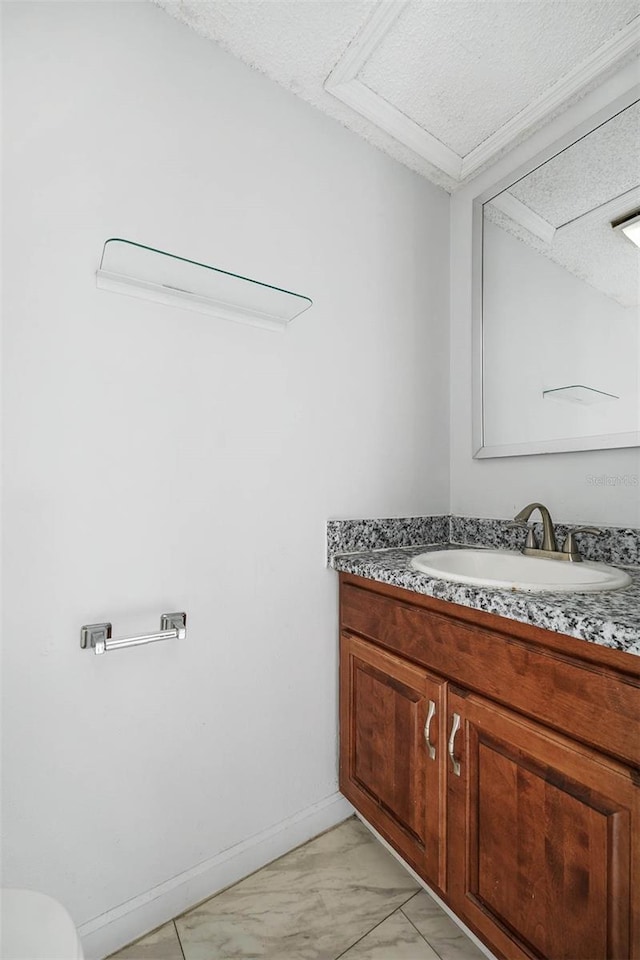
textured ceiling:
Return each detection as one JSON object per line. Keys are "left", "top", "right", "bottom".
{"left": 361, "top": 0, "right": 638, "bottom": 157}
{"left": 509, "top": 102, "right": 640, "bottom": 224}
{"left": 485, "top": 101, "right": 640, "bottom": 307}
{"left": 154, "top": 0, "right": 640, "bottom": 192}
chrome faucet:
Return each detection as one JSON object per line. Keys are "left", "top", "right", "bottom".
{"left": 509, "top": 503, "right": 602, "bottom": 562}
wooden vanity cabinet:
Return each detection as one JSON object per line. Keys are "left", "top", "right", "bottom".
{"left": 339, "top": 573, "right": 640, "bottom": 960}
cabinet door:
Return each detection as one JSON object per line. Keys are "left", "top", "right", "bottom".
{"left": 340, "top": 632, "right": 446, "bottom": 890}
{"left": 447, "top": 688, "right": 639, "bottom": 960}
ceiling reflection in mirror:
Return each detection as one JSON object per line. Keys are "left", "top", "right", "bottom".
{"left": 480, "top": 100, "right": 640, "bottom": 455}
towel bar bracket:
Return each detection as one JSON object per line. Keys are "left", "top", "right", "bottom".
{"left": 80, "top": 622, "right": 112, "bottom": 652}
{"left": 160, "top": 612, "right": 187, "bottom": 637}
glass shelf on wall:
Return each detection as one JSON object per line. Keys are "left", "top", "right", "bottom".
{"left": 96, "top": 239, "right": 312, "bottom": 332}
{"left": 542, "top": 384, "right": 619, "bottom": 405}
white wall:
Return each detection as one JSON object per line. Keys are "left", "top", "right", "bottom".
{"left": 450, "top": 63, "right": 640, "bottom": 528}
{"left": 1, "top": 2, "right": 450, "bottom": 954}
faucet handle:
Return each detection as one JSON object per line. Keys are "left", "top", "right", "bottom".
{"left": 506, "top": 520, "right": 538, "bottom": 549}
{"left": 562, "top": 527, "right": 602, "bottom": 560}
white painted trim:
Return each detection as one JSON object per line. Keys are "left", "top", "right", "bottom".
{"left": 78, "top": 792, "right": 353, "bottom": 960}
{"left": 355, "top": 813, "right": 498, "bottom": 960}
{"left": 461, "top": 19, "right": 640, "bottom": 179}
{"left": 324, "top": 0, "right": 462, "bottom": 181}
{"left": 474, "top": 431, "right": 640, "bottom": 459}
{"left": 471, "top": 198, "right": 485, "bottom": 459}
{"left": 95, "top": 271, "right": 312, "bottom": 332}
{"left": 326, "top": 0, "right": 409, "bottom": 86}
{"left": 489, "top": 193, "right": 556, "bottom": 243}
{"left": 325, "top": 3, "right": 640, "bottom": 186}
{"left": 326, "top": 78, "right": 463, "bottom": 180}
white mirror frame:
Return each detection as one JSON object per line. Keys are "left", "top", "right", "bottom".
{"left": 472, "top": 84, "right": 640, "bottom": 459}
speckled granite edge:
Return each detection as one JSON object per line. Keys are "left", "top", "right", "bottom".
{"left": 326, "top": 516, "right": 449, "bottom": 563}
{"left": 450, "top": 516, "right": 640, "bottom": 567}
{"left": 332, "top": 545, "right": 640, "bottom": 656}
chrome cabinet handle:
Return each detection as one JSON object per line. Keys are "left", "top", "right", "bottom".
{"left": 424, "top": 699, "right": 436, "bottom": 760}
{"left": 448, "top": 712, "right": 461, "bottom": 776}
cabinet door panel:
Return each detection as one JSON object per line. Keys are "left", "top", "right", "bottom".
{"left": 448, "top": 689, "right": 638, "bottom": 960}
{"left": 352, "top": 660, "right": 424, "bottom": 839}
{"left": 340, "top": 633, "right": 446, "bottom": 890}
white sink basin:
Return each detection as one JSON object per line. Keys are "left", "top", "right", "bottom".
{"left": 410, "top": 548, "right": 631, "bottom": 594}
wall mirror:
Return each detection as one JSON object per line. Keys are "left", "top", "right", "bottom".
{"left": 473, "top": 93, "right": 640, "bottom": 458}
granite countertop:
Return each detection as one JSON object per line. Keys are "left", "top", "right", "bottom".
{"left": 332, "top": 543, "right": 640, "bottom": 657}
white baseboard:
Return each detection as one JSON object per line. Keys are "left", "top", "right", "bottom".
{"left": 80, "top": 792, "right": 354, "bottom": 960}
{"left": 355, "top": 813, "right": 498, "bottom": 960}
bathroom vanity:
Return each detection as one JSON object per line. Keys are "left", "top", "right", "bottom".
{"left": 333, "top": 527, "right": 640, "bottom": 960}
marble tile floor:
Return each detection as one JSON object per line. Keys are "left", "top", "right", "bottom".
{"left": 109, "top": 817, "right": 485, "bottom": 960}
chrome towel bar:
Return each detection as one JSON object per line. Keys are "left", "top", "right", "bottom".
{"left": 80, "top": 612, "right": 186, "bottom": 655}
